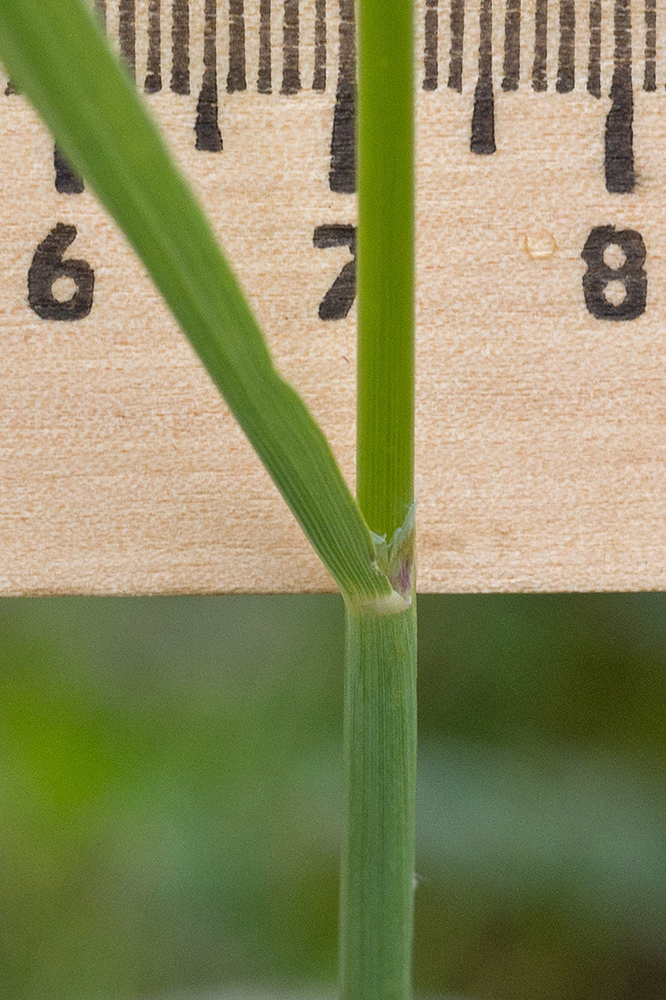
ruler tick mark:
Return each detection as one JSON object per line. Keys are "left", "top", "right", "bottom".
{"left": 533, "top": 0, "right": 548, "bottom": 91}
{"left": 282, "top": 0, "right": 301, "bottom": 94}
{"left": 471, "top": 0, "right": 496, "bottom": 155}
{"left": 329, "top": 0, "right": 355, "bottom": 193}
{"left": 258, "top": 0, "right": 272, "bottom": 92}
{"left": 606, "top": 0, "right": 634, "bottom": 194}
{"left": 54, "top": 147, "right": 84, "bottom": 195}
{"left": 557, "top": 0, "right": 575, "bottom": 93}
{"left": 645, "top": 0, "right": 656, "bottom": 92}
{"left": 502, "top": 0, "right": 521, "bottom": 92}
{"left": 145, "top": 0, "right": 162, "bottom": 94}
{"left": 119, "top": 0, "right": 136, "bottom": 81}
{"left": 423, "top": 0, "right": 438, "bottom": 91}
{"left": 196, "top": 0, "right": 223, "bottom": 151}
{"left": 171, "top": 0, "right": 191, "bottom": 95}
{"left": 448, "top": 0, "right": 465, "bottom": 92}
{"left": 95, "top": 0, "right": 107, "bottom": 31}
{"left": 313, "top": 0, "right": 327, "bottom": 91}
{"left": 228, "top": 0, "right": 247, "bottom": 92}
{"left": 588, "top": 0, "right": 601, "bottom": 97}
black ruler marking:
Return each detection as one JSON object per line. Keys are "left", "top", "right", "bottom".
{"left": 502, "top": 0, "right": 521, "bottom": 92}
{"left": 606, "top": 0, "right": 634, "bottom": 193}
{"left": 645, "top": 0, "right": 656, "bottom": 92}
{"left": 423, "top": 0, "right": 438, "bottom": 92}
{"left": 471, "top": 0, "right": 496, "bottom": 154}
{"left": 588, "top": 0, "right": 601, "bottom": 97}
{"left": 282, "top": 0, "right": 301, "bottom": 94}
{"left": 145, "top": 0, "right": 162, "bottom": 94}
{"left": 314, "top": 225, "right": 355, "bottom": 319}
{"left": 50, "top": 0, "right": 109, "bottom": 189}
{"left": 313, "top": 0, "right": 327, "bottom": 91}
{"left": 54, "top": 146, "right": 84, "bottom": 194}
{"left": 196, "top": 0, "right": 223, "bottom": 151}
{"left": 329, "top": 0, "right": 355, "bottom": 192}
{"left": 171, "top": 0, "right": 191, "bottom": 95}
{"left": 3, "top": 3, "right": 663, "bottom": 109}
{"left": 532, "top": 0, "right": 548, "bottom": 91}
{"left": 2, "top": 0, "right": 659, "bottom": 191}
{"left": 228, "top": 0, "right": 247, "bottom": 92}
{"left": 448, "top": 0, "right": 465, "bottom": 92}
{"left": 557, "top": 0, "right": 575, "bottom": 93}
{"left": 96, "top": 0, "right": 107, "bottom": 31}
{"left": 258, "top": 0, "right": 272, "bottom": 92}
{"left": 50, "top": 0, "right": 104, "bottom": 189}
{"left": 119, "top": 0, "right": 136, "bottom": 81}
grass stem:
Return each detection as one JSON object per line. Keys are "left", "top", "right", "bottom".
{"left": 340, "top": 602, "right": 417, "bottom": 1000}
{"left": 340, "top": 0, "right": 417, "bottom": 994}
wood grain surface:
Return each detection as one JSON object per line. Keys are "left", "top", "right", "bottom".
{"left": 2, "top": 0, "right": 666, "bottom": 595}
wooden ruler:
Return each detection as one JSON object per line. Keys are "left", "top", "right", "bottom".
{"left": 2, "top": 0, "right": 666, "bottom": 595}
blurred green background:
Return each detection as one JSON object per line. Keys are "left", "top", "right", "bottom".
{"left": 0, "top": 593, "right": 665, "bottom": 1000}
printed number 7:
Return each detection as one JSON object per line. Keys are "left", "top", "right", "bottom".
{"left": 314, "top": 225, "right": 356, "bottom": 321}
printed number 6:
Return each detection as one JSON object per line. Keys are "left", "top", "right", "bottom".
{"left": 28, "top": 223, "right": 94, "bottom": 321}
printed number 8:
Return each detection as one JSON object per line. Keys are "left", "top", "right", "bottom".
{"left": 582, "top": 225, "right": 647, "bottom": 321}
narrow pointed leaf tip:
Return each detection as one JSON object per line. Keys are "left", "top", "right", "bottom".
{"left": 0, "top": 0, "right": 392, "bottom": 604}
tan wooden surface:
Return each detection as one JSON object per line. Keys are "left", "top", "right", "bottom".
{"left": 2, "top": 0, "right": 666, "bottom": 595}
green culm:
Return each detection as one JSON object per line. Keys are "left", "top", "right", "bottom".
{"left": 0, "top": 0, "right": 416, "bottom": 997}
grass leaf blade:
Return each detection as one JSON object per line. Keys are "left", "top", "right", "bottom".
{"left": 0, "top": 0, "right": 391, "bottom": 604}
